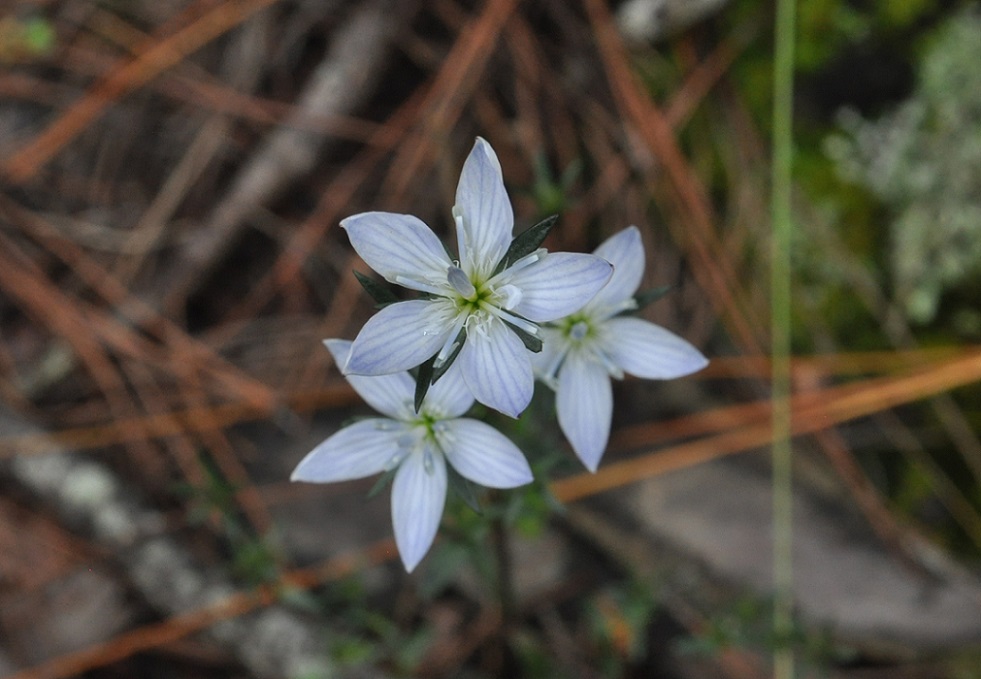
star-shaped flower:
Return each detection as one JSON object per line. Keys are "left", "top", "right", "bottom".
{"left": 534, "top": 226, "right": 709, "bottom": 471}
{"left": 291, "top": 340, "right": 533, "bottom": 572}
{"left": 340, "top": 137, "right": 613, "bottom": 418}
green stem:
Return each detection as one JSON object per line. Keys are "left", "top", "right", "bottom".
{"left": 491, "top": 508, "right": 517, "bottom": 625}
{"left": 771, "top": 0, "right": 797, "bottom": 676}
{"left": 486, "top": 499, "right": 517, "bottom": 675}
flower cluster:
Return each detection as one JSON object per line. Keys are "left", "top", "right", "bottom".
{"left": 292, "top": 138, "right": 707, "bottom": 570}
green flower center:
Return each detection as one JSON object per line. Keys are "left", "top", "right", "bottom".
{"left": 561, "top": 314, "right": 593, "bottom": 344}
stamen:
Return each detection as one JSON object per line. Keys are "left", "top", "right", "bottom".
{"left": 486, "top": 249, "right": 543, "bottom": 288}
{"left": 434, "top": 342, "right": 458, "bottom": 368}
{"left": 394, "top": 274, "right": 446, "bottom": 297}
{"left": 480, "top": 302, "right": 539, "bottom": 336}
{"left": 464, "top": 311, "right": 492, "bottom": 338}
{"left": 494, "top": 283, "right": 522, "bottom": 310}
{"left": 506, "top": 250, "right": 544, "bottom": 274}
{"left": 435, "top": 312, "right": 468, "bottom": 364}
{"left": 447, "top": 265, "right": 476, "bottom": 298}
{"left": 452, "top": 208, "right": 469, "bottom": 272}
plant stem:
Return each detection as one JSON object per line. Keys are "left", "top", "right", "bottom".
{"left": 491, "top": 507, "right": 517, "bottom": 626}
{"left": 485, "top": 496, "right": 518, "bottom": 675}
{"left": 771, "top": 0, "right": 797, "bottom": 676}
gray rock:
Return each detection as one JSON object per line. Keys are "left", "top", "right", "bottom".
{"left": 620, "top": 456, "right": 981, "bottom": 654}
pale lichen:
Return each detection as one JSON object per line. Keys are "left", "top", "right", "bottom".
{"left": 825, "top": 7, "right": 981, "bottom": 325}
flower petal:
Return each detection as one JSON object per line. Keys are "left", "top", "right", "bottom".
{"left": 603, "top": 317, "right": 708, "bottom": 379}
{"left": 291, "top": 419, "right": 403, "bottom": 483}
{"left": 425, "top": 361, "right": 475, "bottom": 418}
{"left": 439, "top": 419, "right": 533, "bottom": 488}
{"left": 458, "top": 318, "right": 533, "bottom": 418}
{"left": 345, "top": 300, "right": 454, "bottom": 376}
{"left": 341, "top": 212, "right": 451, "bottom": 288}
{"left": 509, "top": 252, "right": 613, "bottom": 322}
{"left": 557, "top": 355, "right": 613, "bottom": 472}
{"left": 454, "top": 138, "right": 513, "bottom": 277}
{"left": 323, "top": 340, "right": 414, "bottom": 418}
{"left": 391, "top": 449, "right": 447, "bottom": 572}
{"left": 587, "top": 226, "right": 646, "bottom": 312}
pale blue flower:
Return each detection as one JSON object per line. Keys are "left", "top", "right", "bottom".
{"left": 534, "top": 226, "right": 709, "bottom": 472}
{"left": 291, "top": 340, "right": 533, "bottom": 572}
{"left": 340, "top": 137, "right": 613, "bottom": 418}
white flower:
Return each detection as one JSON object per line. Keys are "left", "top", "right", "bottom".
{"left": 534, "top": 226, "right": 708, "bottom": 472}
{"left": 291, "top": 339, "right": 533, "bottom": 572}
{"left": 340, "top": 137, "right": 613, "bottom": 418}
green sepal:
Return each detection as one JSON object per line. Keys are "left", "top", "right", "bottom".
{"left": 630, "top": 285, "right": 674, "bottom": 313}
{"left": 366, "top": 466, "right": 399, "bottom": 499}
{"left": 431, "top": 328, "right": 466, "bottom": 384}
{"left": 447, "top": 465, "right": 482, "bottom": 514}
{"left": 353, "top": 270, "right": 399, "bottom": 308}
{"left": 413, "top": 329, "right": 467, "bottom": 412}
{"left": 413, "top": 354, "right": 437, "bottom": 413}
{"left": 505, "top": 320, "right": 543, "bottom": 353}
{"left": 493, "top": 214, "right": 558, "bottom": 275}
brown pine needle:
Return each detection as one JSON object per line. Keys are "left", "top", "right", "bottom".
{"left": 552, "top": 348, "right": 981, "bottom": 503}
{"left": 2, "top": 0, "right": 283, "bottom": 182}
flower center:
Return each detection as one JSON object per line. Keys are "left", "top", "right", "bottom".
{"left": 385, "top": 415, "right": 444, "bottom": 475}
{"left": 445, "top": 268, "right": 536, "bottom": 335}
{"left": 562, "top": 314, "right": 593, "bottom": 344}
{"left": 554, "top": 314, "right": 624, "bottom": 380}
{"left": 433, "top": 257, "right": 541, "bottom": 367}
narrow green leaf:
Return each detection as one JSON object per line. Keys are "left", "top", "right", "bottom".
{"left": 559, "top": 158, "right": 583, "bottom": 191}
{"left": 447, "top": 465, "right": 482, "bottom": 514}
{"left": 631, "top": 285, "right": 674, "bottom": 312}
{"left": 431, "top": 328, "right": 466, "bottom": 384}
{"left": 493, "top": 214, "right": 558, "bottom": 274}
{"left": 505, "top": 320, "right": 543, "bottom": 352}
{"left": 366, "top": 467, "right": 399, "bottom": 499}
{"left": 353, "top": 270, "right": 399, "bottom": 308}
{"left": 414, "top": 354, "right": 437, "bottom": 412}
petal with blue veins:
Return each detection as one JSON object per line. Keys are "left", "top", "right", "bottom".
{"left": 291, "top": 419, "right": 405, "bottom": 483}
{"left": 587, "top": 226, "right": 646, "bottom": 313}
{"left": 345, "top": 300, "right": 454, "bottom": 376}
{"left": 391, "top": 449, "right": 447, "bottom": 572}
{"left": 508, "top": 253, "right": 613, "bottom": 322}
{"left": 557, "top": 355, "right": 613, "bottom": 472}
{"left": 424, "top": 360, "right": 475, "bottom": 418}
{"left": 341, "top": 212, "right": 451, "bottom": 288}
{"left": 458, "top": 318, "right": 533, "bottom": 418}
{"left": 440, "top": 419, "right": 533, "bottom": 488}
{"left": 604, "top": 317, "right": 708, "bottom": 379}
{"left": 323, "top": 339, "right": 414, "bottom": 419}
{"left": 453, "top": 138, "right": 513, "bottom": 278}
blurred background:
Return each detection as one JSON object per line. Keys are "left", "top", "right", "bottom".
{"left": 1, "top": 0, "right": 980, "bottom": 677}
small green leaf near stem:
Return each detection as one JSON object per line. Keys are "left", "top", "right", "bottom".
{"left": 354, "top": 270, "right": 399, "bottom": 307}
{"left": 494, "top": 215, "right": 558, "bottom": 275}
